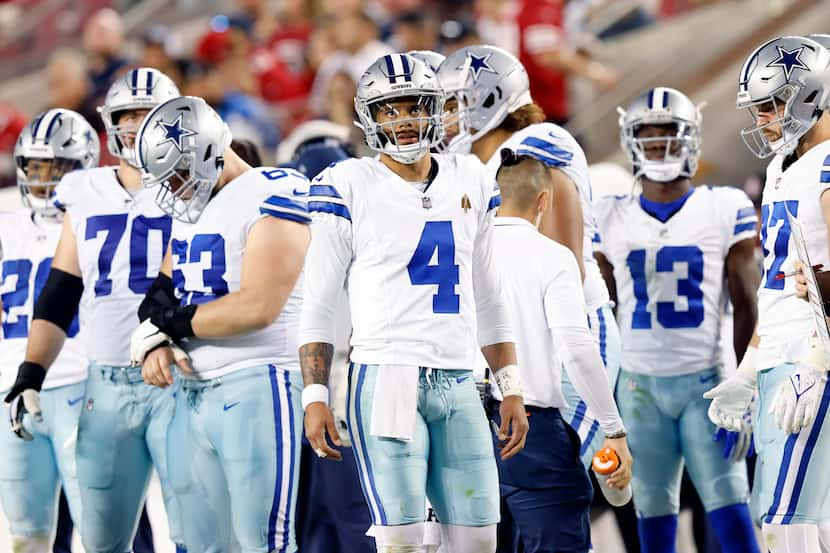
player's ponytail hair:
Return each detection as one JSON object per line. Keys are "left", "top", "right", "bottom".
{"left": 498, "top": 103, "right": 546, "bottom": 133}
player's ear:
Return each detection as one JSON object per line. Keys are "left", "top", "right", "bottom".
{"left": 537, "top": 188, "right": 550, "bottom": 214}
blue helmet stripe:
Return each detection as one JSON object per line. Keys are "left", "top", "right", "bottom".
{"left": 131, "top": 69, "right": 139, "bottom": 95}
{"left": 662, "top": 89, "right": 669, "bottom": 108}
{"left": 400, "top": 54, "right": 412, "bottom": 82}
{"left": 30, "top": 113, "right": 45, "bottom": 141}
{"left": 384, "top": 55, "right": 397, "bottom": 84}
{"left": 146, "top": 70, "right": 154, "bottom": 95}
{"left": 647, "top": 89, "right": 654, "bottom": 108}
{"left": 43, "top": 112, "right": 63, "bottom": 144}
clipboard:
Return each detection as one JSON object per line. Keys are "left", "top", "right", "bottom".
{"left": 786, "top": 210, "right": 830, "bottom": 360}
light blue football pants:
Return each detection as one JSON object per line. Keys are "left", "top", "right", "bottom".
{"left": 561, "top": 303, "right": 622, "bottom": 468}
{"left": 752, "top": 362, "right": 830, "bottom": 525}
{"left": 346, "top": 363, "right": 500, "bottom": 527}
{"left": 0, "top": 380, "right": 86, "bottom": 537}
{"left": 616, "top": 366, "right": 750, "bottom": 518}
{"left": 167, "top": 364, "right": 303, "bottom": 553}
{"left": 75, "top": 363, "right": 183, "bottom": 553}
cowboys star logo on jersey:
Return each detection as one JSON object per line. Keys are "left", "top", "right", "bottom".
{"left": 767, "top": 45, "right": 810, "bottom": 81}
{"left": 156, "top": 114, "right": 197, "bottom": 153}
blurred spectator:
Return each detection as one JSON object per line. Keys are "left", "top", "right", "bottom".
{"left": 440, "top": 19, "right": 481, "bottom": 54}
{"left": 0, "top": 102, "right": 27, "bottom": 188}
{"left": 140, "top": 25, "right": 184, "bottom": 89}
{"left": 309, "top": 10, "right": 392, "bottom": 116}
{"left": 45, "top": 49, "right": 101, "bottom": 134}
{"left": 516, "top": 0, "right": 619, "bottom": 124}
{"left": 184, "top": 60, "right": 280, "bottom": 154}
{"left": 324, "top": 71, "right": 358, "bottom": 130}
{"left": 476, "top": 0, "right": 519, "bottom": 54}
{"left": 82, "top": 8, "right": 129, "bottom": 114}
{"left": 392, "top": 10, "right": 439, "bottom": 52}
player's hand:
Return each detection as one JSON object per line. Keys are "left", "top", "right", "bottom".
{"left": 603, "top": 436, "right": 633, "bottom": 489}
{"left": 770, "top": 367, "right": 825, "bottom": 434}
{"left": 496, "top": 396, "right": 529, "bottom": 460}
{"left": 141, "top": 345, "right": 193, "bottom": 388}
{"left": 794, "top": 261, "right": 809, "bottom": 301}
{"left": 304, "top": 402, "right": 342, "bottom": 461}
{"left": 4, "top": 361, "right": 47, "bottom": 441}
{"left": 703, "top": 372, "right": 756, "bottom": 431}
{"left": 130, "top": 319, "right": 172, "bottom": 367}
{"left": 714, "top": 407, "right": 754, "bottom": 462}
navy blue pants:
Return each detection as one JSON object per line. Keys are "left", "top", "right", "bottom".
{"left": 494, "top": 405, "right": 593, "bottom": 553}
{"left": 295, "top": 438, "right": 375, "bottom": 553}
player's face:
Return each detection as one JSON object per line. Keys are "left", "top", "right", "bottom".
{"left": 635, "top": 124, "right": 680, "bottom": 160}
{"left": 114, "top": 108, "right": 152, "bottom": 149}
{"left": 374, "top": 98, "right": 430, "bottom": 146}
{"left": 751, "top": 99, "right": 786, "bottom": 142}
{"left": 24, "top": 158, "right": 66, "bottom": 197}
{"left": 443, "top": 97, "right": 460, "bottom": 141}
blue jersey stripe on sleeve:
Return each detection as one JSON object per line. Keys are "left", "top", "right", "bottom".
{"left": 309, "top": 184, "right": 343, "bottom": 199}
{"left": 734, "top": 221, "right": 757, "bottom": 235}
{"left": 309, "top": 200, "right": 352, "bottom": 221}
{"left": 736, "top": 206, "right": 756, "bottom": 220}
{"left": 264, "top": 195, "right": 308, "bottom": 213}
{"left": 259, "top": 207, "right": 311, "bottom": 224}
{"left": 592, "top": 232, "right": 601, "bottom": 243}
{"left": 821, "top": 171, "right": 830, "bottom": 183}
{"left": 488, "top": 194, "right": 501, "bottom": 211}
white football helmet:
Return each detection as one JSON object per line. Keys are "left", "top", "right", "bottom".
{"left": 408, "top": 50, "right": 445, "bottom": 74}
{"left": 99, "top": 67, "right": 180, "bottom": 167}
{"left": 15, "top": 109, "right": 99, "bottom": 220}
{"left": 618, "top": 87, "right": 702, "bottom": 183}
{"left": 136, "top": 96, "right": 231, "bottom": 223}
{"left": 737, "top": 36, "right": 830, "bottom": 158}
{"left": 452, "top": 45, "right": 532, "bottom": 144}
{"left": 354, "top": 53, "right": 445, "bottom": 164}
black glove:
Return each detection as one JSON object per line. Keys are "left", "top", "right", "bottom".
{"left": 150, "top": 304, "right": 197, "bottom": 341}
{"left": 4, "top": 361, "right": 47, "bottom": 440}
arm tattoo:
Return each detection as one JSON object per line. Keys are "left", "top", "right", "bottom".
{"left": 299, "top": 343, "right": 334, "bottom": 386}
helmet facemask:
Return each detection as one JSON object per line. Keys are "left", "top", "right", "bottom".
{"left": 16, "top": 157, "right": 80, "bottom": 221}
{"left": 361, "top": 94, "right": 444, "bottom": 164}
{"left": 437, "top": 89, "right": 473, "bottom": 154}
{"left": 103, "top": 108, "right": 153, "bottom": 167}
{"left": 143, "top": 149, "right": 222, "bottom": 224}
{"left": 738, "top": 84, "right": 809, "bottom": 158}
{"left": 622, "top": 121, "right": 700, "bottom": 183}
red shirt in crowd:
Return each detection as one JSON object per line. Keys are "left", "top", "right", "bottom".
{"left": 517, "top": 0, "right": 568, "bottom": 122}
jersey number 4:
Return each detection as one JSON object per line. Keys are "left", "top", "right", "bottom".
{"left": 2, "top": 258, "right": 80, "bottom": 338}
{"left": 407, "top": 221, "right": 460, "bottom": 314}
{"left": 626, "top": 245, "right": 704, "bottom": 329}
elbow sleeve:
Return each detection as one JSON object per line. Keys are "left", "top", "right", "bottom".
{"left": 32, "top": 269, "right": 83, "bottom": 333}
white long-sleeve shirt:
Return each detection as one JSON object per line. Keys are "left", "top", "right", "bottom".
{"left": 299, "top": 154, "right": 513, "bottom": 369}
{"left": 492, "top": 217, "right": 624, "bottom": 435}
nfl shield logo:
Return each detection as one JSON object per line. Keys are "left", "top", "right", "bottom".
{"left": 422, "top": 196, "right": 432, "bottom": 210}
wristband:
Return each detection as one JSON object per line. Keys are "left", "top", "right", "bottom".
{"left": 301, "top": 384, "right": 330, "bottom": 411}
{"left": 151, "top": 305, "right": 197, "bottom": 341}
{"left": 493, "top": 364, "right": 523, "bottom": 398}
{"left": 605, "top": 430, "right": 627, "bottom": 440}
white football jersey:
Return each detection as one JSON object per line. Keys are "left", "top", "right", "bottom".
{"left": 300, "top": 154, "right": 513, "bottom": 369}
{"left": 173, "top": 167, "right": 309, "bottom": 380}
{"left": 595, "top": 186, "right": 757, "bottom": 376}
{"left": 56, "top": 167, "right": 171, "bottom": 366}
{"left": 485, "top": 122, "right": 611, "bottom": 310}
{"left": 0, "top": 210, "right": 88, "bottom": 391}
{"left": 756, "top": 141, "right": 830, "bottom": 368}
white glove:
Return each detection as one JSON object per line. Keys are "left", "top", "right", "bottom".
{"left": 703, "top": 371, "right": 756, "bottom": 431}
{"left": 770, "top": 367, "right": 825, "bottom": 435}
{"left": 130, "top": 319, "right": 172, "bottom": 367}
{"left": 6, "top": 389, "right": 42, "bottom": 441}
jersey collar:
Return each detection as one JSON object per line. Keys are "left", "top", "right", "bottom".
{"left": 639, "top": 187, "right": 694, "bottom": 223}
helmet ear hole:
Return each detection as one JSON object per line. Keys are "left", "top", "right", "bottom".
{"left": 482, "top": 93, "right": 495, "bottom": 109}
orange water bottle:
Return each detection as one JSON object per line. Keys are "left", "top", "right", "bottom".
{"left": 592, "top": 447, "right": 632, "bottom": 507}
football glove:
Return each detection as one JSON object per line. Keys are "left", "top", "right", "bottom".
{"left": 4, "top": 361, "right": 46, "bottom": 441}
{"left": 130, "top": 319, "right": 172, "bottom": 367}
{"left": 703, "top": 371, "right": 756, "bottom": 431}
{"left": 714, "top": 407, "right": 754, "bottom": 462}
{"left": 770, "top": 367, "right": 825, "bottom": 435}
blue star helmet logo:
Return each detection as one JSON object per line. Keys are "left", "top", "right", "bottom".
{"left": 767, "top": 45, "right": 810, "bottom": 81}
{"left": 156, "top": 114, "right": 197, "bottom": 153}
{"left": 466, "top": 53, "right": 497, "bottom": 81}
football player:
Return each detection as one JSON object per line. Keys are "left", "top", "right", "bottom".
{"left": 130, "top": 95, "right": 310, "bottom": 553}
{"left": 0, "top": 109, "right": 97, "bottom": 553}
{"left": 3, "top": 68, "right": 186, "bottom": 553}
{"left": 705, "top": 36, "right": 830, "bottom": 553}
{"left": 442, "top": 44, "right": 620, "bottom": 470}
{"left": 594, "top": 86, "right": 760, "bottom": 553}
{"left": 298, "top": 53, "right": 528, "bottom": 553}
